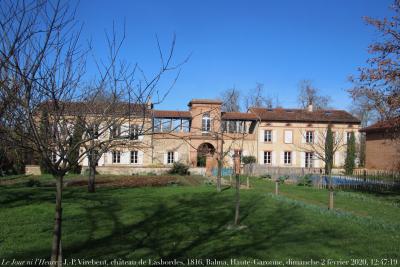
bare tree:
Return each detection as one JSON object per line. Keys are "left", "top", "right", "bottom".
{"left": 297, "top": 80, "right": 331, "bottom": 110}
{"left": 348, "top": 1, "right": 400, "bottom": 129}
{"left": 243, "top": 83, "right": 273, "bottom": 110}
{"left": 0, "top": 1, "right": 186, "bottom": 265}
{"left": 220, "top": 87, "right": 241, "bottom": 112}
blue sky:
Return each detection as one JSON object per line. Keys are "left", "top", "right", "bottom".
{"left": 76, "top": 0, "right": 393, "bottom": 111}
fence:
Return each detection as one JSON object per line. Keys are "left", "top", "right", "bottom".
{"left": 243, "top": 164, "right": 400, "bottom": 193}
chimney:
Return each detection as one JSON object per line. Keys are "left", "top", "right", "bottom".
{"left": 307, "top": 103, "right": 313, "bottom": 112}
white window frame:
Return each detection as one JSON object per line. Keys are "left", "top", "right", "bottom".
{"left": 264, "top": 130, "right": 272, "bottom": 142}
{"left": 284, "top": 151, "right": 292, "bottom": 165}
{"left": 112, "top": 151, "right": 121, "bottom": 163}
{"left": 263, "top": 151, "right": 272, "bottom": 165}
{"left": 167, "top": 151, "right": 175, "bottom": 164}
{"left": 202, "top": 113, "right": 211, "bottom": 132}
{"left": 305, "top": 152, "right": 313, "bottom": 168}
{"left": 305, "top": 131, "right": 314, "bottom": 144}
{"left": 130, "top": 151, "right": 138, "bottom": 164}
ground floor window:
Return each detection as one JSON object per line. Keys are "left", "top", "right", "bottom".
{"left": 112, "top": 151, "right": 121, "bottom": 163}
{"left": 305, "top": 152, "right": 313, "bottom": 168}
{"left": 264, "top": 151, "right": 271, "bottom": 165}
{"left": 167, "top": 151, "right": 174, "bottom": 164}
{"left": 284, "top": 151, "right": 292, "bottom": 165}
{"left": 130, "top": 151, "right": 138, "bottom": 164}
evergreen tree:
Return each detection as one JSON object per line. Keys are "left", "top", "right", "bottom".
{"left": 38, "top": 110, "right": 51, "bottom": 174}
{"left": 67, "top": 117, "right": 84, "bottom": 174}
{"left": 325, "top": 124, "right": 334, "bottom": 174}
{"left": 345, "top": 132, "right": 356, "bottom": 175}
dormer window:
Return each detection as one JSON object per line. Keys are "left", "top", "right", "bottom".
{"left": 202, "top": 113, "right": 211, "bottom": 132}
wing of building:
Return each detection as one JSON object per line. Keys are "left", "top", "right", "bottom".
{"left": 27, "top": 99, "right": 361, "bottom": 175}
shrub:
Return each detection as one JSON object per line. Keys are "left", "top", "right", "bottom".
{"left": 260, "top": 174, "right": 272, "bottom": 179}
{"left": 26, "top": 178, "right": 41, "bottom": 187}
{"left": 169, "top": 162, "right": 190, "bottom": 175}
{"left": 242, "top": 155, "right": 256, "bottom": 165}
{"left": 298, "top": 174, "right": 313, "bottom": 187}
{"left": 278, "top": 175, "right": 289, "bottom": 184}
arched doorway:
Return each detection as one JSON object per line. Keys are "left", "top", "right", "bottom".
{"left": 197, "top": 143, "right": 215, "bottom": 167}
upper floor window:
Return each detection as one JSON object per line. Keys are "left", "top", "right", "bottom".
{"left": 305, "top": 131, "right": 314, "bottom": 144}
{"left": 346, "top": 132, "right": 352, "bottom": 142}
{"left": 129, "top": 125, "right": 139, "bottom": 140}
{"left": 264, "top": 130, "right": 272, "bottom": 142}
{"left": 111, "top": 125, "right": 121, "bottom": 138}
{"left": 202, "top": 113, "right": 211, "bottom": 132}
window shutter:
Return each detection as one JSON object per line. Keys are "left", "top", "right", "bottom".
{"left": 301, "top": 131, "right": 306, "bottom": 143}
{"left": 121, "top": 123, "right": 129, "bottom": 137}
{"left": 314, "top": 131, "right": 318, "bottom": 144}
{"left": 243, "top": 150, "right": 248, "bottom": 156}
{"left": 82, "top": 154, "right": 88, "bottom": 166}
{"left": 228, "top": 150, "right": 234, "bottom": 165}
{"left": 121, "top": 151, "right": 129, "bottom": 164}
{"left": 301, "top": 152, "right": 305, "bottom": 167}
{"left": 344, "top": 132, "right": 348, "bottom": 144}
{"left": 174, "top": 151, "right": 179, "bottom": 162}
{"left": 163, "top": 153, "right": 168, "bottom": 165}
{"left": 138, "top": 151, "right": 144, "bottom": 165}
{"left": 314, "top": 156, "right": 320, "bottom": 168}
{"left": 138, "top": 133, "right": 144, "bottom": 141}
{"left": 98, "top": 153, "right": 104, "bottom": 166}
{"left": 292, "top": 151, "right": 296, "bottom": 166}
{"left": 259, "top": 130, "right": 264, "bottom": 142}
{"left": 272, "top": 151, "right": 276, "bottom": 166}
{"left": 280, "top": 151, "right": 284, "bottom": 165}
{"left": 259, "top": 151, "right": 264, "bottom": 164}
{"left": 272, "top": 130, "right": 277, "bottom": 143}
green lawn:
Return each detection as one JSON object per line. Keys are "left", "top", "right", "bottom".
{"left": 0, "top": 175, "right": 399, "bottom": 266}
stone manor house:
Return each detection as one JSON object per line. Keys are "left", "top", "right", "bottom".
{"left": 73, "top": 98, "right": 360, "bottom": 175}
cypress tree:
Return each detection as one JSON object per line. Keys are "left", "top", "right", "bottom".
{"left": 325, "top": 124, "right": 334, "bottom": 175}
{"left": 345, "top": 132, "right": 356, "bottom": 175}
{"left": 67, "top": 117, "right": 84, "bottom": 174}
{"left": 39, "top": 109, "right": 51, "bottom": 174}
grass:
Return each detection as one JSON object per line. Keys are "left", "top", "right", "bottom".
{"left": 0, "top": 175, "right": 399, "bottom": 266}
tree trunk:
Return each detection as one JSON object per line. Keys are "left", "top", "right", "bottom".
{"left": 328, "top": 172, "right": 334, "bottom": 210}
{"left": 234, "top": 174, "right": 240, "bottom": 225}
{"left": 88, "top": 163, "right": 96, "bottom": 193}
{"left": 50, "top": 175, "right": 63, "bottom": 267}
{"left": 217, "top": 159, "right": 222, "bottom": 192}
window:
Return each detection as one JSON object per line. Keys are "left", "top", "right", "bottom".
{"left": 112, "top": 151, "right": 121, "bottom": 163}
{"left": 153, "top": 118, "right": 162, "bottom": 132}
{"left": 52, "top": 152, "right": 57, "bottom": 163}
{"left": 264, "top": 130, "right": 272, "bottom": 142}
{"left": 346, "top": 132, "right": 352, "bottom": 142}
{"left": 111, "top": 125, "right": 121, "bottom": 138}
{"left": 167, "top": 151, "right": 174, "bottom": 164}
{"left": 181, "top": 119, "right": 190, "bottom": 132}
{"left": 284, "top": 151, "right": 292, "bottom": 165}
{"left": 305, "top": 152, "right": 313, "bottom": 168}
{"left": 264, "top": 151, "right": 272, "bottom": 165}
{"left": 130, "top": 151, "right": 138, "bottom": 164}
{"left": 87, "top": 124, "right": 99, "bottom": 138}
{"left": 305, "top": 131, "right": 314, "bottom": 144}
{"left": 202, "top": 113, "right": 211, "bottom": 132}
{"left": 129, "top": 125, "right": 139, "bottom": 140}
{"left": 284, "top": 130, "right": 293, "bottom": 144}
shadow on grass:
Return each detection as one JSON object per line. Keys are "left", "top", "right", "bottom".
{"left": 3, "top": 185, "right": 350, "bottom": 263}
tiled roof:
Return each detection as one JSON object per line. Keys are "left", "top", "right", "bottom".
{"left": 360, "top": 117, "right": 400, "bottom": 133}
{"left": 188, "top": 99, "right": 223, "bottom": 106}
{"left": 221, "top": 112, "right": 258, "bottom": 120}
{"left": 153, "top": 110, "right": 191, "bottom": 118}
{"left": 249, "top": 108, "right": 360, "bottom": 124}
{"left": 38, "top": 101, "right": 149, "bottom": 116}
